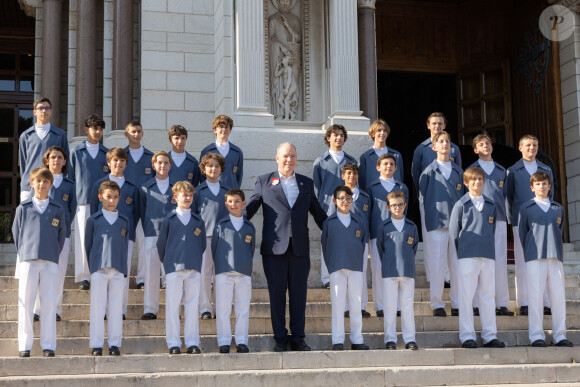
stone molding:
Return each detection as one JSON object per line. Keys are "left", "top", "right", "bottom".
{"left": 549, "top": 0, "right": 580, "bottom": 13}
{"left": 357, "top": 0, "right": 376, "bottom": 10}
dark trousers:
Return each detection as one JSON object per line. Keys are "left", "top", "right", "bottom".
{"left": 262, "top": 243, "right": 310, "bottom": 342}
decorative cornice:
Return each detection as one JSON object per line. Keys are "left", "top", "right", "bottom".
{"left": 357, "top": 0, "right": 376, "bottom": 10}
{"left": 548, "top": 0, "right": 580, "bottom": 13}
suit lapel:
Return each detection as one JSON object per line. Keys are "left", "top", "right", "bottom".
{"left": 295, "top": 174, "right": 306, "bottom": 205}
{"left": 270, "top": 172, "right": 291, "bottom": 209}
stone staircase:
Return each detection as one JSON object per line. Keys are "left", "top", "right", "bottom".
{"left": 0, "top": 244, "right": 580, "bottom": 386}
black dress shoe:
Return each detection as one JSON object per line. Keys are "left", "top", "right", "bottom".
{"left": 519, "top": 306, "right": 528, "bottom": 316}
{"left": 187, "top": 345, "right": 201, "bottom": 354}
{"left": 496, "top": 307, "right": 513, "bottom": 316}
{"left": 219, "top": 345, "right": 230, "bottom": 353}
{"left": 405, "top": 341, "right": 418, "bottom": 350}
{"left": 56, "top": 314, "right": 61, "bottom": 321}
{"left": 137, "top": 282, "right": 144, "bottom": 289}
{"left": 483, "top": 339, "right": 505, "bottom": 348}
{"left": 361, "top": 310, "right": 371, "bottom": 318}
{"left": 274, "top": 339, "right": 288, "bottom": 352}
{"left": 109, "top": 346, "right": 120, "bottom": 356}
{"left": 92, "top": 347, "right": 103, "bottom": 356}
{"left": 473, "top": 307, "right": 479, "bottom": 316}
{"left": 396, "top": 311, "right": 401, "bottom": 317}
{"left": 33, "top": 314, "right": 39, "bottom": 322}
{"left": 201, "top": 312, "right": 212, "bottom": 320}
{"left": 323, "top": 282, "right": 330, "bottom": 289}
{"left": 462, "top": 339, "right": 478, "bottom": 348}
{"left": 344, "top": 311, "right": 350, "bottom": 318}
{"left": 451, "top": 308, "right": 459, "bottom": 316}
{"left": 376, "top": 310, "right": 384, "bottom": 317}
{"left": 123, "top": 314, "right": 126, "bottom": 321}
{"left": 79, "top": 280, "right": 90, "bottom": 290}
{"left": 19, "top": 350, "right": 30, "bottom": 357}
{"left": 291, "top": 339, "right": 311, "bottom": 351}
{"left": 544, "top": 307, "right": 552, "bottom": 316}
{"left": 351, "top": 343, "right": 369, "bottom": 350}
{"left": 43, "top": 349, "right": 55, "bottom": 357}
{"left": 169, "top": 347, "right": 181, "bottom": 354}
{"left": 332, "top": 343, "right": 344, "bottom": 351}
{"left": 236, "top": 344, "right": 250, "bottom": 353}
{"left": 444, "top": 281, "right": 451, "bottom": 288}
{"left": 385, "top": 341, "right": 396, "bottom": 350}
{"left": 141, "top": 313, "right": 157, "bottom": 320}
{"left": 555, "top": 339, "right": 574, "bottom": 347}
{"left": 532, "top": 339, "right": 547, "bottom": 347}
{"left": 433, "top": 308, "right": 447, "bottom": 317}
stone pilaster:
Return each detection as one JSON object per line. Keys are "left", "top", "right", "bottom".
{"left": 112, "top": 0, "right": 133, "bottom": 131}
{"left": 41, "top": 0, "right": 62, "bottom": 127}
{"left": 357, "top": 0, "right": 377, "bottom": 122}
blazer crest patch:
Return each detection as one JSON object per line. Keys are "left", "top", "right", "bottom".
{"left": 557, "top": 217, "right": 562, "bottom": 225}
{"left": 51, "top": 218, "right": 59, "bottom": 227}
{"left": 407, "top": 237, "right": 414, "bottom": 245}
{"left": 194, "top": 228, "right": 201, "bottom": 236}
{"left": 245, "top": 235, "right": 252, "bottom": 243}
{"left": 489, "top": 216, "right": 494, "bottom": 224}
{"left": 362, "top": 204, "right": 368, "bottom": 211}
{"left": 125, "top": 197, "right": 133, "bottom": 205}
{"left": 121, "top": 228, "right": 126, "bottom": 237}
{"left": 499, "top": 181, "right": 504, "bottom": 188}
{"left": 62, "top": 194, "right": 69, "bottom": 202}
{"left": 456, "top": 184, "right": 462, "bottom": 190}
{"left": 103, "top": 165, "right": 109, "bottom": 173}
{"left": 187, "top": 173, "right": 194, "bottom": 180}
{"left": 145, "top": 168, "right": 152, "bottom": 175}
{"left": 233, "top": 166, "right": 238, "bottom": 173}
{"left": 355, "top": 230, "right": 361, "bottom": 238}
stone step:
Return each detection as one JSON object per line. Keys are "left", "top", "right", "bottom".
{"left": 2, "top": 300, "right": 580, "bottom": 321}
{"left": 0, "top": 347, "right": 578, "bottom": 378}
{"left": 0, "top": 315, "right": 579, "bottom": 339}
{"left": 0, "top": 329, "right": 578, "bottom": 356}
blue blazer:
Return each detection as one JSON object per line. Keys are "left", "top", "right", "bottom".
{"left": 376, "top": 218, "right": 418, "bottom": 278}
{"left": 123, "top": 146, "right": 155, "bottom": 187}
{"left": 192, "top": 181, "right": 230, "bottom": 237}
{"left": 367, "top": 178, "right": 409, "bottom": 239}
{"left": 327, "top": 189, "right": 371, "bottom": 241}
{"left": 85, "top": 211, "right": 130, "bottom": 276}
{"left": 200, "top": 142, "right": 244, "bottom": 189}
{"left": 518, "top": 199, "right": 564, "bottom": 262}
{"left": 312, "top": 150, "right": 358, "bottom": 213}
{"left": 168, "top": 152, "right": 201, "bottom": 187}
{"left": 212, "top": 216, "right": 256, "bottom": 277}
{"left": 358, "top": 147, "right": 404, "bottom": 192}
{"left": 468, "top": 160, "right": 508, "bottom": 222}
{"left": 69, "top": 141, "right": 109, "bottom": 204}
{"left": 138, "top": 178, "right": 176, "bottom": 237}
{"left": 412, "top": 138, "right": 462, "bottom": 197}
{"left": 321, "top": 212, "right": 367, "bottom": 274}
{"left": 246, "top": 171, "right": 327, "bottom": 257}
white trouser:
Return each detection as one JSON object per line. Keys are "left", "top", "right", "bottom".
{"left": 215, "top": 272, "right": 252, "bottom": 346}
{"left": 425, "top": 228, "right": 458, "bottom": 309}
{"left": 89, "top": 268, "right": 124, "bottom": 348}
{"left": 346, "top": 243, "right": 369, "bottom": 311}
{"left": 320, "top": 247, "right": 330, "bottom": 285}
{"left": 513, "top": 227, "right": 550, "bottom": 308}
{"left": 383, "top": 277, "right": 415, "bottom": 344}
{"left": 165, "top": 270, "right": 200, "bottom": 348}
{"left": 135, "top": 220, "right": 146, "bottom": 285}
{"left": 494, "top": 221, "right": 510, "bottom": 307}
{"left": 419, "top": 197, "right": 430, "bottom": 282}
{"left": 527, "top": 259, "right": 567, "bottom": 343}
{"left": 330, "top": 269, "right": 364, "bottom": 345}
{"left": 34, "top": 238, "right": 70, "bottom": 316}
{"left": 369, "top": 239, "right": 383, "bottom": 311}
{"left": 144, "top": 236, "right": 161, "bottom": 314}
{"left": 458, "top": 258, "right": 497, "bottom": 343}
{"left": 74, "top": 205, "right": 91, "bottom": 282}
{"left": 122, "top": 241, "right": 134, "bottom": 315}
{"left": 19, "top": 260, "right": 58, "bottom": 351}
{"left": 200, "top": 238, "right": 215, "bottom": 315}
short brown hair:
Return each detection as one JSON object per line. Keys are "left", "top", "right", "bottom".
{"left": 199, "top": 153, "right": 225, "bottom": 176}
{"left": 341, "top": 162, "right": 359, "bottom": 174}
{"left": 519, "top": 134, "right": 539, "bottom": 146}
{"left": 463, "top": 167, "right": 485, "bottom": 183}
{"left": 168, "top": 124, "right": 188, "bottom": 141}
{"left": 368, "top": 119, "right": 391, "bottom": 140}
{"left": 472, "top": 133, "right": 492, "bottom": 149}
{"left": 42, "top": 146, "right": 68, "bottom": 174}
{"left": 30, "top": 167, "right": 53, "bottom": 184}
{"left": 33, "top": 96, "right": 51, "bottom": 109}
{"left": 172, "top": 181, "right": 195, "bottom": 195}
{"left": 530, "top": 171, "right": 550, "bottom": 185}
{"left": 324, "top": 124, "right": 348, "bottom": 147}
{"left": 333, "top": 185, "right": 353, "bottom": 199}
{"left": 125, "top": 119, "right": 142, "bottom": 131}
{"left": 98, "top": 180, "right": 120, "bottom": 195}
{"left": 106, "top": 147, "right": 128, "bottom": 163}
{"left": 85, "top": 114, "right": 105, "bottom": 129}
{"left": 225, "top": 188, "right": 245, "bottom": 201}
{"left": 212, "top": 115, "right": 234, "bottom": 131}
{"left": 432, "top": 130, "right": 450, "bottom": 143}
{"left": 426, "top": 112, "right": 448, "bottom": 125}
{"left": 152, "top": 151, "right": 172, "bottom": 164}
{"left": 387, "top": 191, "right": 406, "bottom": 206}
{"left": 377, "top": 153, "right": 396, "bottom": 167}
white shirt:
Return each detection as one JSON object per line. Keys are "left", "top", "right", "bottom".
{"left": 85, "top": 141, "right": 100, "bottom": 159}
{"left": 215, "top": 141, "right": 230, "bottom": 158}
{"left": 437, "top": 160, "right": 452, "bottom": 180}
{"left": 207, "top": 181, "right": 220, "bottom": 196}
{"left": 328, "top": 150, "right": 344, "bottom": 165}
{"left": 52, "top": 173, "right": 63, "bottom": 189}
{"left": 109, "top": 174, "right": 125, "bottom": 189}
{"left": 392, "top": 217, "right": 405, "bottom": 232}
{"left": 129, "top": 146, "right": 144, "bottom": 163}
{"left": 35, "top": 123, "right": 50, "bottom": 140}
{"left": 379, "top": 176, "right": 395, "bottom": 193}
{"left": 102, "top": 208, "right": 119, "bottom": 225}
{"left": 524, "top": 160, "right": 538, "bottom": 176}
{"left": 156, "top": 177, "right": 170, "bottom": 194}
{"left": 171, "top": 151, "right": 186, "bottom": 167}
{"left": 478, "top": 159, "right": 495, "bottom": 175}
{"left": 176, "top": 207, "right": 191, "bottom": 225}
{"left": 469, "top": 194, "right": 484, "bottom": 212}
{"left": 373, "top": 146, "right": 389, "bottom": 158}
{"left": 32, "top": 197, "right": 49, "bottom": 214}
{"left": 351, "top": 186, "right": 360, "bottom": 202}
{"left": 279, "top": 172, "right": 298, "bottom": 208}
{"left": 229, "top": 214, "right": 244, "bottom": 231}
{"left": 534, "top": 197, "right": 551, "bottom": 213}
{"left": 337, "top": 211, "right": 351, "bottom": 228}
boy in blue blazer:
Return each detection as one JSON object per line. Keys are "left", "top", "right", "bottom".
{"left": 13, "top": 168, "right": 66, "bottom": 357}
{"left": 69, "top": 114, "right": 109, "bottom": 290}
{"left": 449, "top": 167, "right": 505, "bottom": 349}
{"left": 167, "top": 124, "right": 200, "bottom": 187}
{"left": 157, "top": 181, "right": 206, "bottom": 355}
{"left": 86, "top": 181, "right": 130, "bottom": 356}
{"left": 419, "top": 130, "right": 464, "bottom": 317}
{"left": 519, "top": 172, "right": 573, "bottom": 347}
{"left": 212, "top": 189, "right": 256, "bottom": 353}
{"left": 321, "top": 186, "right": 369, "bottom": 351}
{"left": 376, "top": 191, "right": 418, "bottom": 350}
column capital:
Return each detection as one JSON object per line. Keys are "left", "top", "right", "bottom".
{"left": 357, "top": 0, "right": 376, "bottom": 10}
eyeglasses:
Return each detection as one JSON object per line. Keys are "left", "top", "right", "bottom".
{"left": 35, "top": 107, "right": 51, "bottom": 111}
{"left": 336, "top": 197, "right": 353, "bottom": 203}
{"left": 389, "top": 204, "right": 405, "bottom": 209}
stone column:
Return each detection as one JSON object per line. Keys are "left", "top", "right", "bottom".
{"left": 74, "top": 0, "right": 97, "bottom": 136}
{"left": 112, "top": 0, "right": 133, "bottom": 131}
{"left": 357, "top": 0, "right": 377, "bottom": 122}
{"left": 233, "top": 0, "right": 274, "bottom": 129}
{"left": 327, "top": 0, "right": 369, "bottom": 131}
{"left": 41, "top": 0, "right": 62, "bottom": 127}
